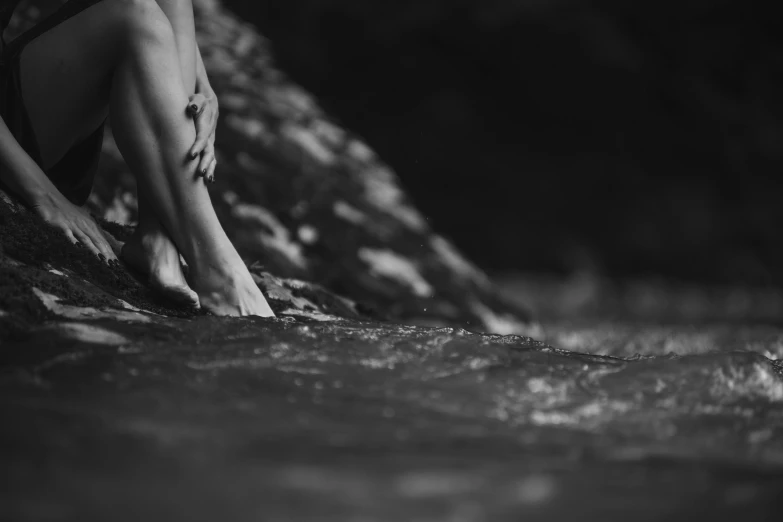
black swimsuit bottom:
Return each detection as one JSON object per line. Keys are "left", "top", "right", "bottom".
{"left": 0, "top": 0, "right": 105, "bottom": 206}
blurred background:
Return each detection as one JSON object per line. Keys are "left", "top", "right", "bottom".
{"left": 224, "top": 0, "right": 783, "bottom": 318}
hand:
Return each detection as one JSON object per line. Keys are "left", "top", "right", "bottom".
{"left": 32, "top": 194, "right": 118, "bottom": 262}
{"left": 187, "top": 92, "right": 218, "bottom": 183}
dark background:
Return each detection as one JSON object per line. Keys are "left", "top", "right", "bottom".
{"left": 225, "top": 0, "right": 783, "bottom": 287}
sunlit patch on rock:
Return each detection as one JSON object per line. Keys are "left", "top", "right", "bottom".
{"left": 33, "top": 287, "right": 152, "bottom": 323}
{"left": 54, "top": 322, "right": 130, "bottom": 346}
{"left": 296, "top": 224, "right": 318, "bottom": 244}
{"left": 101, "top": 190, "right": 136, "bottom": 225}
{"left": 431, "top": 235, "right": 489, "bottom": 287}
{"left": 358, "top": 247, "right": 433, "bottom": 298}
{"left": 250, "top": 270, "right": 362, "bottom": 320}
{"left": 224, "top": 191, "right": 308, "bottom": 270}
{"left": 361, "top": 165, "right": 428, "bottom": 233}
{"left": 333, "top": 200, "right": 367, "bottom": 226}
{"left": 280, "top": 122, "right": 337, "bottom": 166}
{"left": 224, "top": 114, "right": 268, "bottom": 142}
{"left": 470, "top": 301, "right": 532, "bottom": 336}
{"left": 311, "top": 119, "right": 346, "bottom": 149}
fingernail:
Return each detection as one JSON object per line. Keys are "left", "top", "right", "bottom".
{"left": 98, "top": 253, "right": 106, "bottom": 261}
{"left": 190, "top": 151, "right": 198, "bottom": 159}
{"left": 201, "top": 168, "right": 207, "bottom": 175}
{"left": 190, "top": 104, "right": 198, "bottom": 112}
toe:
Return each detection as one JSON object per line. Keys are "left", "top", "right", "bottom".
{"left": 152, "top": 280, "right": 201, "bottom": 309}
{"left": 171, "top": 285, "right": 201, "bottom": 309}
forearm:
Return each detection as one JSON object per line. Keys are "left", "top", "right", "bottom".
{"left": 0, "top": 116, "right": 62, "bottom": 207}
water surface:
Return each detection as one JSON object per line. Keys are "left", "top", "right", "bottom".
{"left": 2, "top": 313, "right": 782, "bottom": 520}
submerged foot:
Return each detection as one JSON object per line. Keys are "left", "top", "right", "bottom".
{"left": 190, "top": 256, "right": 276, "bottom": 318}
{"left": 120, "top": 228, "right": 200, "bottom": 309}
{"left": 189, "top": 245, "right": 275, "bottom": 317}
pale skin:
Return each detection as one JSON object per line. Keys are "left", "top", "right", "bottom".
{"left": 0, "top": 0, "right": 275, "bottom": 317}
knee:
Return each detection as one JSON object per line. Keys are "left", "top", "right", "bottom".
{"left": 113, "top": 0, "right": 176, "bottom": 50}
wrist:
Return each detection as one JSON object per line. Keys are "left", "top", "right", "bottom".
{"left": 10, "top": 168, "right": 57, "bottom": 209}
{"left": 27, "top": 182, "right": 64, "bottom": 209}
{"left": 195, "top": 77, "right": 214, "bottom": 97}
{"left": 194, "top": 50, "right": 213, "bottom": 95}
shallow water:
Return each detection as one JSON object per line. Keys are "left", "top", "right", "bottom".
{"left": 2, "top": 313, "right": 783, "bottom": 521}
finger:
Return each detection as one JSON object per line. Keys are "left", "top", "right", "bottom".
{"left": 197, "top": 147, "right": 215, "bottom": 177}
{"left": 187, "top": 93, "right": 206, "bottom": 117}
{"left": 73, "top": 230, "right": 101, "bottom": 258}
{"left": 206, "top": 158, "right": 217, "bottom": 184}
{"left": 189, "top": 116, "right": 212, "bottom": 159}
{"left": 91, "top": 226, "right": 119, "bottom": 261}
{"left": 81, "top": 214, "right": 118, "bottom": 262}
{"left": 88, "top": 227, "right": 117, "bottom": 262}
{"left": 62, "top": 228, "right": 78, "bottom": 245}
{"left": 101, "top": 230, "right": 123, "bottom": 259}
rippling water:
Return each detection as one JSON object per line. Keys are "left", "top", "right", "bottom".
{"left": 2, "top": 313, "right": 783, "bottom": 520}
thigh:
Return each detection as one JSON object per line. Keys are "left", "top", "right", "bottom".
{"left": 18, "top": 0, "right": 133, "bottom": 170}
{"left": 155, "top": 0, "right": 197, "bottom": 92}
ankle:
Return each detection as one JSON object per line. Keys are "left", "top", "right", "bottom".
{"left": 189, "top": 258, "right": 244, "bottom": 286}
{"left": 130, "top": 221, "right": 163, "bottom": 242}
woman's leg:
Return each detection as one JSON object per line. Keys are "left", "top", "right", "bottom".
{"left": 120, "top": 0, "right": 200, "bottom": 309}
{"left": 21, "top": 0, "right": 196, "bottom": 308}
{"left": 20, "top": 0, "right": 274, "bottom": 316}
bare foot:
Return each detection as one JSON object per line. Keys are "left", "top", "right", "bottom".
{"left": 120, "top": 227, "right": 200, "bottom": 309}
{"left": 191, "top": 261, "right": 276, "bottom": 317}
